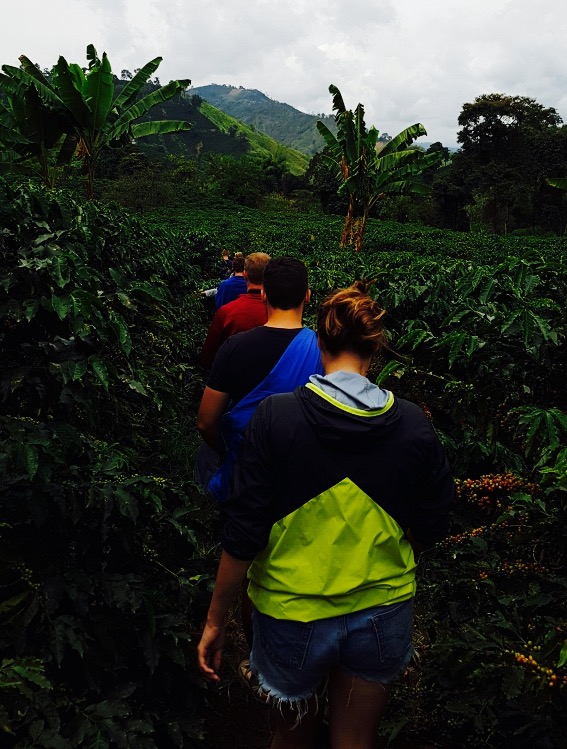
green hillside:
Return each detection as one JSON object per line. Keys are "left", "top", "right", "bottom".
{"left": 191, "top": 84, "right": 337, "bottom": 155}
{"left": 197, "top": 100, "right": 309, "bottom": 174}
{"left": 126, "top": 84, "right": 309, "bottom": 174}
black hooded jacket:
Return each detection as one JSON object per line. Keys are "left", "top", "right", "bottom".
{"left": 221, "top": 381, "right": 454, "bottom": 622}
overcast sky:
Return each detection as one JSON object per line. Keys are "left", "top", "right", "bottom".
{"left": 4, "top": 0, "right": 567, "bottom": 147}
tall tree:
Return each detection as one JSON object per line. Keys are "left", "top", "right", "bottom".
{"left": 444, "top": 93, "right": 567, "bottom": 233}
{"left": 457, "top": 94, "right": 562, "bottom": 160}
{"left": 0, "top": 45, "right": 192, "bottom": 197}
{"left": 316, "top": 84, "right": 439, "bottom": 250}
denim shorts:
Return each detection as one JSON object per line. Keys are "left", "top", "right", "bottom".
{"left": 250, "top": 598, "right": 413, "bottom": 703}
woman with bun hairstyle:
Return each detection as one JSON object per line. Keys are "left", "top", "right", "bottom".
{"left": 197, "top": 282, "right": 453, "bottom": 749}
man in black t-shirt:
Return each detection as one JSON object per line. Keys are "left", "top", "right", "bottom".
{"left": 196, "top": 257, "right": 321, "bottom": 454}
{"left": 206, "top": 326, "right": 303, "bottom": 405}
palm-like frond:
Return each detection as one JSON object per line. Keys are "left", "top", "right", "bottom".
{"left": 131, "top": 120, "right": 191, "bottom": 138}
{"left": 17, "top": 56, "right": 53, "bottom": 89}
{"left": 2, "top": 65, "right": 64, "bottom": 111}
{"left": 83, "top": 53, "right": 113, "bottom": 130}
{"left": 0, "top": 122, "right": 30, "bottom": 145}
{"left": 328, "top": 84, "right": 347, "bottom": 115}
{"left": 111, "top": 80, "right": 188, "bottom": 140}
{"left": 53, "top": 57, "right": 92, "bottom": 129}
{"left": 113, "top": 58, "right": 164, "bottom": 111}
{"left": 1, "top": 44, "right": 191, "bottom": 196}
{"left": 380, "top": 123, "right": 428, "bottom": 155}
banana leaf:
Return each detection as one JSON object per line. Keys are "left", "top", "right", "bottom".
{"left": 328, "top": 84, "right": 347, "bottom": 115}
{"left": 113, "top": 58, "right": 163, "bottom": 111}
{"left": 17, "top": 56, "right": 53, "bottom": 89}
{"left": 53, "top": 57, "right": 93, "bottom": 130}
{"left": 374, "top": 179, "right": 431, "bottom": 196}
{"left": 2, "top": 65, "right": 64, "bottom": 111}
{"left": 86, "top": 44, "right": 99, "bottom": 69}
{"left": 111, "top": 80, "right": 189, "bottom": 140}
{"left": 380, "top": 123, "right": 428, "bottom": 155}
{"left": 0, "top": 149, "right": 36, "bottom": 169}
{"left": 68, "top": 64, "right": 87, "bottom": 95}
{"left": 0, "top": 123, "right": 30, "bottom": 145}
{"left": 375, "top": 149, "right": 424, "bottom": 173}
{"left": 83, "top": 53, "right": 113, "bottom": 130}
{"left": 24, "top": 86, "right": 66, "bottom": 147}
{"left": 56, "top": 133, "right": 78, "bottom": 165}
{"left": 315, "top": 121, "right": 344, "bottom": 165}
{"left": 131, "top": 120, "right": 191, "bottom": 138}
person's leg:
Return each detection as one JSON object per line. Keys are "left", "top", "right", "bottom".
{"left": 327, "top": 599, "right": 413, "bottom": 748}
{"left": 327, "top": 667, "right": 391, "bottom": 749}
{"left": 271, "top": 694, "right": 324, "bottom": 749}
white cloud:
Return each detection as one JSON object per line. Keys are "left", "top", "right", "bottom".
{"left": 4, "top": 0, "right": 567, "bottom": 146}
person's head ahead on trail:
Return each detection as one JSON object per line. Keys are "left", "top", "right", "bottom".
{"left": 262, "top": 257, "right": 309, "bottom": 311}
{"left": 231, "top": 256, "right": 245, "bottom": 275}
{"left": 317, "top": 281, "right": 386, "bottom": 364}
{"left": 244, "top": 252, "right": 270, "bottom": 289}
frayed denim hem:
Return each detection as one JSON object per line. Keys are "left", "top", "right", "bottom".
{"left": 254, "top": 672, "right": 324, "bottom": 727}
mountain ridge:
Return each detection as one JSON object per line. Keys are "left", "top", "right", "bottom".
{"left": 188, "top": 84, "right": 454, "bottom": 154}
{"left": 133, "top": 84, "right": 310, "bottom": 174}
{"left": 190, "top": 84, "right": 337, "bottom": 155}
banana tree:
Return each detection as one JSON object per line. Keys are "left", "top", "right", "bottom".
{"left": 0, "top": 70, "right": 75, "bottom": 186}
{"left": 0, "top": 45, "right": 191, "bottom": 197}
{"left": 317, "top": 84, "right": 440, "bottom": 251}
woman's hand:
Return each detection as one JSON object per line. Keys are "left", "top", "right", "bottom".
{"left": 196, "top": 551, "right": 252, "bottom": 682}
{"left": 197, "top": 621, "right": 226, "bottom": 682}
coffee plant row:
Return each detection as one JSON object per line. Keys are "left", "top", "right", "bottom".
{"left": 0, "top": 180, "right": 214, "bottom": 748}
{"left": 155, "top": 204, "right": 567, "bottom": 747}
{"left": 1, "top": 185, "right": 565, "bottom": 747}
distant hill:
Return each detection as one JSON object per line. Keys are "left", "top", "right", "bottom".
{"left": 190, "top": 84, "right": 337, "bottom": 156}
{"left": 130, "top": 84, "right": 310, "bottom": 174}
{"left": 196, "top": 100, "right": 309, "bottom": 174}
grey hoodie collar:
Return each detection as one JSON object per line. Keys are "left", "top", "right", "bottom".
{"left": 308, "top": 371, "right": 391, "bottom": 411}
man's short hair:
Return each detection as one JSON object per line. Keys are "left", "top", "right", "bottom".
{"left": 232, "top": 256, "right": 245, "bottom": 273}
{"left": 244, "top": 252, "right": 270, "bottom": 285}
{"left": 263, "top": 257, "right": 308, "bottom": 310}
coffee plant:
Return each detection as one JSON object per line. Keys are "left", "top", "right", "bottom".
{"left": 381, "top": 471, "right": 566, "bottom": 748}
{"left": 2, "top": 191, "right": 566, "bottom": 747}
{"left": 0, "top": 179, "right": 215, "bottom": 748}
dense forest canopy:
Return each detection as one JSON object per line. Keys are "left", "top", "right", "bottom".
{"left": 2, "top": 44, "right": 567, "bottom": 235}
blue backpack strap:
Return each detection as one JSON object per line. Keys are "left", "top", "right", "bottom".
{"left": 208, "top": 328, "right": 322, "bottom": 502}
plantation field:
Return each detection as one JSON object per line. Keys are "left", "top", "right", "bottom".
{"left": 1, "top": 184, "right": 566, "bottom": 748}
{"left": 144, "top": 205, "right": 567, "bottom": 266}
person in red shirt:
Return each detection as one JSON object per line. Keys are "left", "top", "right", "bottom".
{"left": 199, "top": 252, "right": 270, "bottom": 369}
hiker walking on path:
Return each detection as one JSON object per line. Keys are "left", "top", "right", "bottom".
{"left": 215, "top": 253, "right": 247, "bottom": 308}
{"left": 197, "top": 282, "right": 454, "bottom": 749}
{"left": 199, "top": 252, "right": 271, "bottom": 369}
{"left": 196, "top": 257, "right": 323, "bottom": 503}
{"left": 195, "top": 257, "right": 323, "bottom": 646}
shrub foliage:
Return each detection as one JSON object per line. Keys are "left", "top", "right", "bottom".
{"left": 0, "top": 180, "right": 214, "bottom": 748}
{"left": 2, "top": 193, "right": 566, "bottom": 747}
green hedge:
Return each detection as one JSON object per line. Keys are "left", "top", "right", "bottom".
{"left": 0, "top": 181, "right": 213, "bottom": 749}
